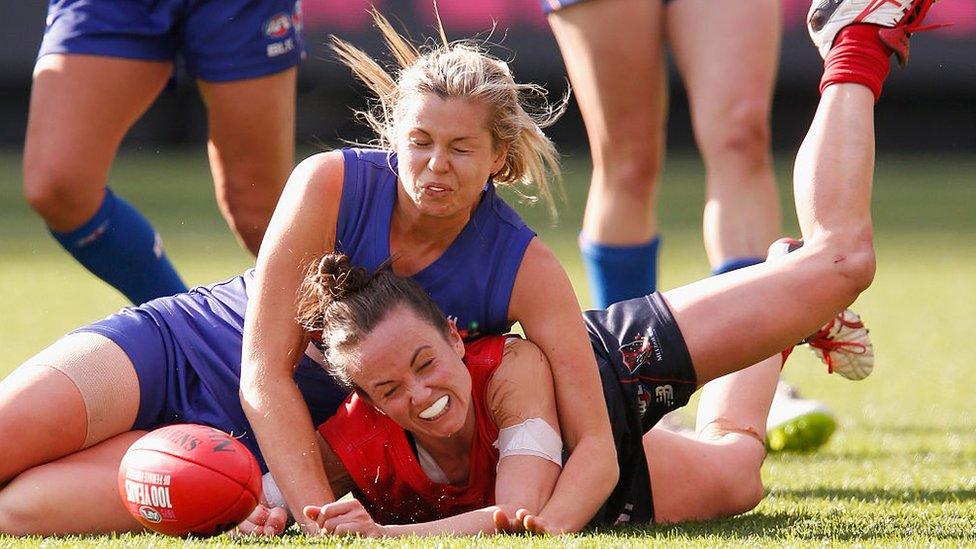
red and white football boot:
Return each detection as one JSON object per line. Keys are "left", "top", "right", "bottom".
{"left": 808, "top": 0, "right": 942, "bottom": 65}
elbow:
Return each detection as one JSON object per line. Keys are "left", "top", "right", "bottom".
{"left": 238, "top": 369, "right": 275, "bottom": 414}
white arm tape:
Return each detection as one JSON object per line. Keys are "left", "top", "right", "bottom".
{"left": 494, "top": 418, "right": 563, "bottom": 468}
{"left": 261, "top": 472, "right": 288, "bottom": 510}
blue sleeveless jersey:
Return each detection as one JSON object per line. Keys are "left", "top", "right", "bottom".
{"left": 78, "top": 148, "right": 536, "bottom": 470}
{"left": 335, "top": 148, "right": 535, "bottom": 339}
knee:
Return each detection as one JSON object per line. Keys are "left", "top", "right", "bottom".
{"left": 718, "top": 466, "right": 765, "bottom": 517}
{"left": 591, "top": 147, "right": 664, "bottom": 198}
{"left": 22, "top": 163, "right": 88, "bottom": 222}
{"left": 214, "top": 173, "right": 278, "bottom": 224}
{"left": 24, "top": 156, "right": 104, "bottom": 225}
{"left": 701, "top": 98, "right": 771, "bottom": 166}
{"left": 696, "top": 428, "right": 766, "bottom": 518}
{"left": 711, "top": 440, "right": 766, "bottom": 517}
{"left": 815, "top": 231, "right": 877, "bottom": 298}
{"left": 0, "top": 482, "right": 45, "bottom": 536}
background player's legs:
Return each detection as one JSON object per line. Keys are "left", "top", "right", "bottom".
{"left": 0, "top": 333, "right": 140, "bottom": 485}
{"left": 663, "top": 83, "right": 877, "bottom": 385}
{"left": 23, "top": 54, "right": 187, "bottom": 304}
{"left": 646, "top": 354, "right": 780, "bottom": 522}
{"left": 666, "top": 0, "right": 781, "bottom": 272}
{"left": 0, "top": 431, "right": 146, "bottom": 535}
{"left": 197, "top": 68, "right": 296, "bottom": 256}
{"left": 548, "top": 0, "right": 668, "bottom": 307}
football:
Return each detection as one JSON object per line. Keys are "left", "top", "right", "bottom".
{"left": 117, "top": 424, "right": 262, "bottom": 537}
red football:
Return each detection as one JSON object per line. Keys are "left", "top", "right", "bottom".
{"left": 118, "top": 424, "right": 262, "bottom": 537}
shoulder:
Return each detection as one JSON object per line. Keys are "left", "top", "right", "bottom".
{"left": 288, "top": 150, "right": 345, "bottom": 197}
{"left": 518, "top": 237, "right": 561, "bottom": 272}
{"left": 508, "top": 238, "right": 576, "bottom": 318}
{"left": 486, "top": 338, "right": 556, "bottom": 429}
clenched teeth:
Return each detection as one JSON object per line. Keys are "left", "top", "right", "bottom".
{"left": 419, "top": 395, "right": 449, "bottom": 420}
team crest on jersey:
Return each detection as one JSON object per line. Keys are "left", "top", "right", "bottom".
{"left": 264, "top": 12, "right": 292, "bottom": 38}
{"left": 618, "top": 332, "right": 656, "bottom": 374}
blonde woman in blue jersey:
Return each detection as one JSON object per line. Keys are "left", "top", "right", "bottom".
{"left": 0, "top": 10, "right": 617, "bottom": 535}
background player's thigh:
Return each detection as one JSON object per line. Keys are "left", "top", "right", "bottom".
{"left": 0, "top": 431, "right": 146, "bottom": 536}
{"left": 196, "top": 68, "right": 296, "bottom": 255}
{"left": 548, "top": 0, "right": 668, "bottom": 244}
{"left": 23, "top": 54, "right": 172, "bottom": 231}
{"left": 666, "top": 0, "right": 781, "bottom": 265}
{"left": 0, "top": 332, "right": 140, "bottom": 484}
{"left": 644, "top": 427, "right": 765, "bottom": 523}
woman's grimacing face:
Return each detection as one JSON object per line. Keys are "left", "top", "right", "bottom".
{"left": 344, "top": 305, "right": 474, "bottom": 441}
{"left": 395, "top": 93, "right": 508, "bottom": 219}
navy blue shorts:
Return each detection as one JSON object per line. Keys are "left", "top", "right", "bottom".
{"left": 584, "top": 292, "right": 697, "bottom": 526}
{"left": 75, "top": 272, "right": 348, "bottom": 472}
{"left": 541, "top": 0, "right": 675, "bottom": 15}
{"left": 38, "top": 0, "right": 306, "bottom": 81}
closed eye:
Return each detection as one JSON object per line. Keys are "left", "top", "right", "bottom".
{"left": 416, "top": 359, "right": 434, "bottom": 371}
{"left": 383, "top": 385, "right": 400, "bottom": 399}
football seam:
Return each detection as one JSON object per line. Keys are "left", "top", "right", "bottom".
{"left": 126, "top": 446, "right": 256, "bottom": 493}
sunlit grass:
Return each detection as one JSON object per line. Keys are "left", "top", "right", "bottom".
{"left": 2, "top": 149, "right": 974, "bottom": 546}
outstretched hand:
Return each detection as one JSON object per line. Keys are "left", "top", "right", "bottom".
{"left": 304, "top": 499, "right": 387, "bottom": 537}
{"left": 492, "top": 508, "right": 560, "bottom": 535}
{"left": 233, "top": 503, "right": 290, "bottom": 537}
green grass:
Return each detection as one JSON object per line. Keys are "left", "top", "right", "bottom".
{"left": 1, "top": 148, "right": 975, "bottom": 546}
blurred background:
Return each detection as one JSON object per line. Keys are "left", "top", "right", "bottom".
{"left": 0, "top": 7, "right": 975, "bottom": 535}
{"left": 0, "top": 5, "right": 974, "bottom": 541}
{"left": 1, "top": 0, "right": 974, "bottom": 359}
{"left": 1, "top": 0, "right": 974, "bottom": 151}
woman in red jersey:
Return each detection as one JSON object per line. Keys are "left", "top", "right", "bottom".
{"left": 243, "top": 0, "right": 938, "bottom": 533}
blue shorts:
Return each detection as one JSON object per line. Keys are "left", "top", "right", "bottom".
{"left": 75, "top": 272, "right": 349, "bottom": 472}
{"left": 38, "top": 0, "right": 306, "bottom": 81}
{"left": 541, "top": 0, "right": 675, "bottom": 15}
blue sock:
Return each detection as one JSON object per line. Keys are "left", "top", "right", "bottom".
{"left": 580, "top": 235, "right": 661, "bottom": 309}
{"left": 50, "top": 189, "right": 188, "bottom": 304}
{"left": 712, "top": 256, "right": 765, "bottom": 276}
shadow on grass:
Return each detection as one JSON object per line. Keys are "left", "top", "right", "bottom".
{"left": 772, "top": 486, "right": 976, "bottom": 504}
{"left": 605, "top": 505, "right": 976, "bottom": 542}
{"left": 602, "top": 512, "right": 809, "bottom": 538}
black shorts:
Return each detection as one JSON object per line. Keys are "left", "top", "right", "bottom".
{"left": 583, "top": 292, "right": 697, "bottom": 526}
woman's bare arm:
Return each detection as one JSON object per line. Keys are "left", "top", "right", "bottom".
{"left": 507, "top": 239, "right": 618, "bottom": 532}
{"left": 387, "top": 340, "right": 563, "bottom": 535}
{"left": 239, "top": 151, "right": 344, "bottom": 533}
{"left": 307, "top": 338, "right": 562, "bottom": 537}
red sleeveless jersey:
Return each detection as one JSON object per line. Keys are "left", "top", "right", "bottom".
{"left": 318, "top": 336, "right": 506, "bottom": 524}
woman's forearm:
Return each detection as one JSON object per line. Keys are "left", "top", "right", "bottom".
{"left": 537, "top": 435, "right": 618, "bottom": 531}
{"left": 382, "top": 507, "right": 500, "bottom": 537}
{"left": 241, "top": 374, "right": 336, "bottom": 533}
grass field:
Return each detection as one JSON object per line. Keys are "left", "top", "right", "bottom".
{"left": 1, "top": 148, "right": 975, "bottom": 547}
